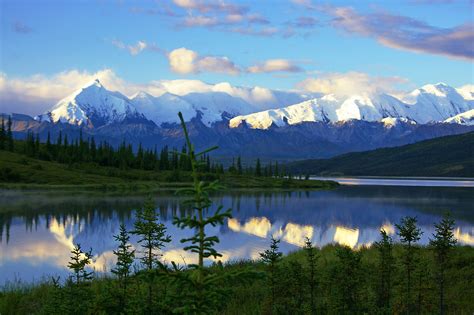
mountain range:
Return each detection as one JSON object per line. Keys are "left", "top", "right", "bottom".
{"left": 4, "top": 79, "right": 474, "bottom": 159}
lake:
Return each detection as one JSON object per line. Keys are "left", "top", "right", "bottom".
{"left": 1, "top": 181, "right": 473, "bottom": 284}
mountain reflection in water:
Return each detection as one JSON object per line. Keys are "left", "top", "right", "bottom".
{"left": 0, "top": 185, "right": 473, "bottom": 284}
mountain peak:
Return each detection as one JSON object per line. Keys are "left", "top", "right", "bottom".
{"left": 131, "top": 91, "right": 153, "bottom": 99}
{"left": 81, "top": 78, "right": 104, "bottom": 90}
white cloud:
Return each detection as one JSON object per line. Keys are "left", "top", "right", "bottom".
{"left": 0, "top": 68, "right": 413, "bottom": 118}
{"left": 182, "top": 15, "right": 219, "bottom": 26}
{"left": 167, "top": 47, "right": 240, "bottom": 75}
{"left": 111, "top": 40, "right": 149, "bottom": 55}
{"left": 247, "top": 59, "right": 302, "bottom": 73}
{"left": 0, "top": 69, "right": 147, "bottom": 115}
{"left": 172, "top": 0, "right": 247, "bottom": 14}
{"left": 111, "top": 39, "right": 165, "bottom": 56}
{"left": 296, "top": 71, "right": 409, "bottom": 97}
{"left": 0, "top": 69, "right": 280, "bottom": 115}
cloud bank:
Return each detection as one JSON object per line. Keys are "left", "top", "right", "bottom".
{"left": 296, "top": 71, "right": 409, "bottom": 97}
{"left": 168, "top": 47, "right": 240, "bottom": 74}
{"left": 324, "top": 6, "right": 474, "bottom": 61}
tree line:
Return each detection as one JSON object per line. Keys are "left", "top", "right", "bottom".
{"left": 1, "top": 115, "right": 297, "bottom": 178}
{"left": 0, "top": 116, "right": 14, "bottom": 152}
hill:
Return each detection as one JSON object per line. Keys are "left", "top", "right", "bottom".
{"left": 0, "top": 150, "right": 336, "bottom": 191}
{"left": 287, "top": 132, "right": 474, "bottom": 177}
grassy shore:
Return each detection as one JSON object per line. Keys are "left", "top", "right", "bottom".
{"left": 1, "top": 243, "right": 473, "bottom": 314}
{"left": 0, "top": 150, "right": 337, "bottom": 192}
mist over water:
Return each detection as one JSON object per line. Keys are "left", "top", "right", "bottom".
{"left": 1, "top": 184, "right": 473, "bottom": 284}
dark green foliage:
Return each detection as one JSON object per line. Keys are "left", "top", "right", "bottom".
{"left": 8, "top": 129, "right": 228, "bottom": 174}
{"left": 1, "top": 243, "right": 474, "bottom": 314}
{"left": 0, "top": 116, "right": 14, "bottom": 152}
{"left": 0, "top": 167, "right": 20, "bottom": 181}
{"left": 430, "top": 212, "right": 457, "bottom": 315}
{"left": 255, "top": 158, "right": 262, "bottom": 177}
{"left": 260, "top": 237, "right": 282, "bottom": 313}
{"left": 287, "top": 131, "right": 474, "bottom": 177}
{"left": 0, "top": 118, "right": 5, "bottom": 150}
{"left": 67, "top": 243, "right": 93, "bottom": 285}
{"left": 374, "top": 229, "right": 394, "bottom": 314}
{"left": 237, "top": 156, "right": 242, "bottom": 175}
{"left": 7, "top": 116, "right": 13, "bottom": 152}
{"left": 111, "top": 224, "right": 135, "bottom": 313}
{"left": 133, "top": 197, "right": 171, "bottom": 270}
{"left": 112, "top": 223, "right": 135, "bottom": 288}
{"left": 172, "top": 112, "right": 233, "bottom": 312}
{"left": 396, "top": 216, "right": 423, "bottom": 314}
{"left": 332, "top": 246, "right": 362, "bottom": 314}
{"left": 132, "top": 197, "right": 171, "bottom": 313}
{"left": 304, "top": 237, "right": 318, "bottom": 314}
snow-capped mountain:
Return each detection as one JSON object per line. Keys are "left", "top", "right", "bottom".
{"left": 402, "top": 83, "right": 472, "bottom": 123}
{"left": 445, "top": 109, "right": 474, "bottom": 125}
{"left": 130, "top": 90, "right": 256, "bottom": 127}
{"left": 229, "top": 83, "right": 474, "bottom": 129}
{"left": 36, "top": 79, "right": 145, "bottom": 128}
{"left": 130, "top": 91, "right": 195, "bottom": 126}
{"left": 21, "top": 79, "right": 473, "bottom": 159}
{"left": 180, "top": 92, "right": 254, "bottom": 125}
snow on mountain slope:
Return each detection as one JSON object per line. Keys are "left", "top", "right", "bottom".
{"left": 180, "top": 92, "right": 254, "bottom": 126}
{"left": 402, "top": 83, "right": 471, "bottom": 123}
{"left": 130, "top": 91, "right": 195, "bottom": 125}
{"left": 456, "top": 85, "right": 474, "bottom": 101}
{"left": 229, "top": 93, "right": 410, "bottom": 129}
{"left": 230, "top": 83, "right": 474, "bottom": 130}
{"left": 34, "top": 80, "right": 474, "bottom": 130}
{"left": 444, "top": 109, "right": 474, "bottom": 125}
{"left": 131, "top": 91, "right": 255, "bottom": 126}
{"left": 36, "top": 79, "right": 140, "bottom": 127}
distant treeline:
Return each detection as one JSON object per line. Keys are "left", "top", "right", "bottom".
{"left": 1, "top": 115, "right": 292, "bottom": 178}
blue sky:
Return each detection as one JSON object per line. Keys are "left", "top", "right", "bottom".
{"left": 0, "top": 0, "right": 473, "bottom": 114}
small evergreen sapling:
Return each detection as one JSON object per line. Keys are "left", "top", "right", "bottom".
{"left": 67, "top": 243, "right": 93, "bottom": 285}
{"left": 304, "top": 237, "right": 318, "bottom": 314}
{"left": 429, "top": 212, "right": 457, "bottom": 315}
{"left": 132, "top": 196, "right": 171, "bottom": 313}
{"left": 112, "top": 223, "right": 135, "bottom": 300}
{"left": 171, "top": 112, "right": 255, "bottom": 313}
{"left": 396, "top": 216, "right": 422, "bottom": 315}
{"left": 132, "top": 197, "right": 171, "bottom": 271}
{"left": 374, "top": 228, "right": 394, "bottom": 314}
{"left": 260, "top": 236, "right": 283, "bottom": 312}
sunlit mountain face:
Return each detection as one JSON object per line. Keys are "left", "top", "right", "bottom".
{"left": 1, "top": 186, "right": 473, "bottom": 284}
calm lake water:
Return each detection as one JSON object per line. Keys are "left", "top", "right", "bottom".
{"left": 1, "top": 181, "right": 473, "bottom": 284}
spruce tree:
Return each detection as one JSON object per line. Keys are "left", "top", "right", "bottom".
{"left": 374, "top": 229, "right": 394, "bottom": 314}
{"left": 304, "top": 237, "right": 318, "bottom": 314}
{"left": 0, "top": 117, "right": 5, "bottom": 150}
{"left": 333, "top": 246, "right": 361, "bottom": 314}
{"left": 429, "top": 213, "right": 457, "bottom": 315}
{"left": 237, "top": 156, "right": 242, "bottom": 175}
{"left": 260, "top": 236, "right": 282, "bottom": 313}
{"left": 132, "top": 196, "right": 171, "bottom": 313}
{"left": 172, "top": 112, "right": 252, "bottom": 313}
{"left": 112, "top": 224, "right": 135, "bottom": 282}
{"left": 7, "top": 115, "right": 13, "bottom": 151}
{"left": 67, "top": 243, "right": 93, "bottom": 285}
{"left": 255, "top": 158, "right": 262, "bottom": 177}
{"left": 396, "top": 216, "right": 422, "bottom": 315}
{"left": 112, "top": 223, "right": 135, "bottom": 310}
